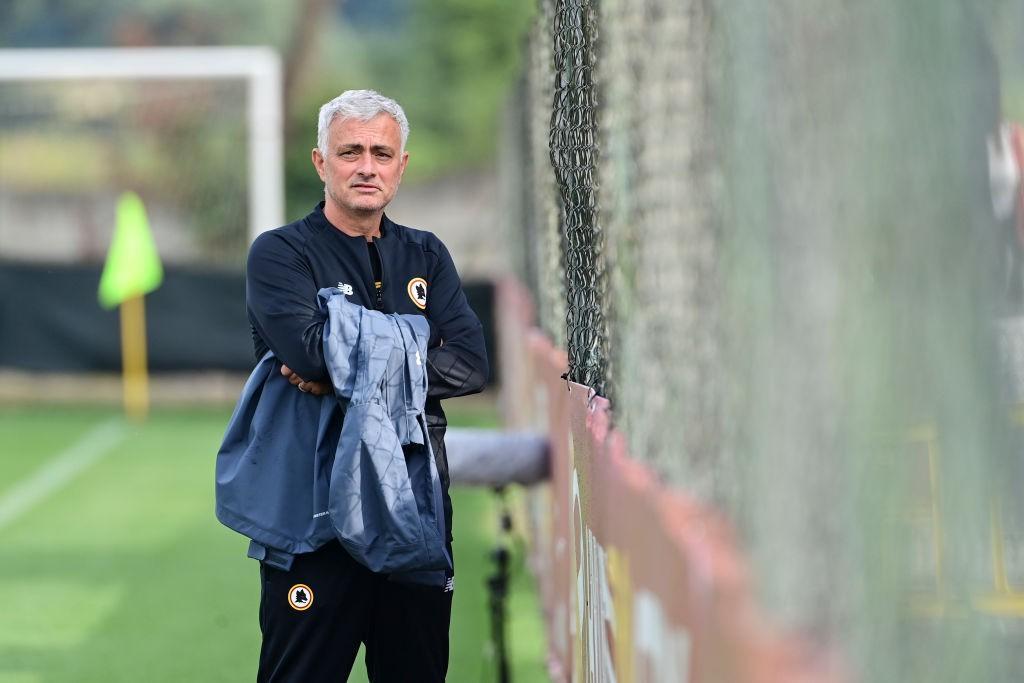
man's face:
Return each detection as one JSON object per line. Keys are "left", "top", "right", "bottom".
{"left": 312, "top": 113, "right": 409, "bottom": 218}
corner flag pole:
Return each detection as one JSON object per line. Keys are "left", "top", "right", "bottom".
{"left": 98, "top": 192, "right": 164, "bottom": 421}
{"left": 120, "top": 294, "right": 150, "bottom": 420}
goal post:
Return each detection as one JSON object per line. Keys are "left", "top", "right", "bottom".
{"left": 0, "top": 47, "right": 284, "bottom": 242}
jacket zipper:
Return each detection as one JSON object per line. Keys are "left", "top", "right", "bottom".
{"left": 368, "top": 239, "right": 385, "bottom": 310}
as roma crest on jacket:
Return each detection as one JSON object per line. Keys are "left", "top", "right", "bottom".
{"left": 407, "top": 277, "right": 427, "bottom": 309}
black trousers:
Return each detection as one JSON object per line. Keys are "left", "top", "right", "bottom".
{"left": 257, "top": 541, "right": 454, "bottom": 682}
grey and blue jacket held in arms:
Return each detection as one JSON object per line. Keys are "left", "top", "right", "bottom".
{"left": 215, "top": 288, "right": 451, "bottom": 585}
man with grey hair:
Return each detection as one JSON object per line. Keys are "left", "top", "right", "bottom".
{"left": 242, "top": 89, "right": 488, "bottom": 681}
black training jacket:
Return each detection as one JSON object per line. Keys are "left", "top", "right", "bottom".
{"left": 246, "top": 202, "right": 489, "bottom": 542}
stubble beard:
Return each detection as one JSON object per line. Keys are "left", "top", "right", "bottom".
{"left": 326, "top": 185, "right": 389, "bottom": 217}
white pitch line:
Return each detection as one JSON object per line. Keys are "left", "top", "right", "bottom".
{"left": 0, "top": 419, "right": 127, "bottom": 533}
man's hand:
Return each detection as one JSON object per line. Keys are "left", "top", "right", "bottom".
{"left": 280, "top": 364, "right": 332, "bottom": 396}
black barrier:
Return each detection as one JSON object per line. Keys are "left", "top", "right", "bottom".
{"left": 0, "top": 260, "right": 496, "bottom": 381}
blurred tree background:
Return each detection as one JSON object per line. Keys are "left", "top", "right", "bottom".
{"left": 287, "top": 0, "right": 534, "bottom": 215}
{"left": 0, "top": 0, "right": 534, "bottom": 248}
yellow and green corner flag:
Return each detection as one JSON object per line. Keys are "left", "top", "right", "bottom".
{"left": 98, "top": 192, "right": 164, "bottom": 420}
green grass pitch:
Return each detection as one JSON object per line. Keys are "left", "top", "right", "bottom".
{"left": 0, "top": 404, "right": 549, "bottom": 682}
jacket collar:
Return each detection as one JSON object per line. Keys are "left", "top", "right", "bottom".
{"left": 310, "top": 201, "right": 393, "bottom": 240}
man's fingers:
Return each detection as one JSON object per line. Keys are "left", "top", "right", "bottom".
{"left": 280, "top": 364, "right": 329, "bottom": 395}
{"left": 309, "top": 381, "right": 332, "bottom": 396}
{"left": 281, "top": 364, "right": 307, "bottom": 388}
{"left": 281, "top": 364, "right": 306, "bottom": 386}
{"left": 298, "top": 380, "right": 331, "bottom": 396}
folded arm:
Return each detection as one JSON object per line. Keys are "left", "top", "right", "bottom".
{"left": 246, "top": 232, "right": 329, "bottom": 382}
{"left": 425, "top": 242, "right": 489, "bottom": 399}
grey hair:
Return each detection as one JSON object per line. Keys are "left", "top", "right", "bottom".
{"left": 316, "top": 90, "right": 410, "bottom": 155}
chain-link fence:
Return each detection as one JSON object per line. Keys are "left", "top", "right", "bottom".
{"left": 549, "top": 0, "right": 609, "bottom": 395}
{"left": 512, "top": 0, "right": 566, "bottom": 350}
{"left": 513, "top": 0, "right": 722, "bottom": 488}
{"left": 507, "top": 0, "right": 1024, "bottom": 679}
